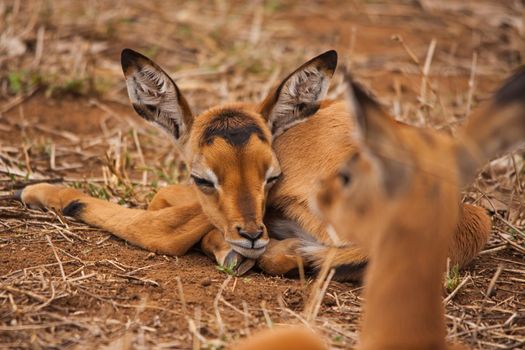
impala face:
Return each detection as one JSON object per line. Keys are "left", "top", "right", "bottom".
{"left": 316, "top": 75, "right": 465, "bottom": 251}
{"left": 121, "top": 48, "right": 337, "bottom": 259}
{"left": 317, "top": 69, "right": 525, "bottom": 253}
{"left": 186, "top": 106, "right": 281, "bottom": 258}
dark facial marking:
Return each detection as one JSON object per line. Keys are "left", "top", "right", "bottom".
{"left": 201, "top": 109, "right": 267, "bottom": 147}
{"left": 236, "top": 176, "right": 257, "bottom": 222}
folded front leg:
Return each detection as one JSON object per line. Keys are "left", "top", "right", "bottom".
{"left": 18, "top": 183, "right": 214, "bottom": 255}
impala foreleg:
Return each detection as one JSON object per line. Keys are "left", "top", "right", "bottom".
{"left": 18, "top": 183, "right": 213, "bottom": 256}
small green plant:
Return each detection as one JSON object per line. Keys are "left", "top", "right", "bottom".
{"left": 333, "top": 335, "right": 343, "bottom": 343}
{"left": 6, "top": 70, "right": 42, "bottom": 94}
{"left": 86, "top": 183, "right": 111, "bottom": 200}
{"left": 509, "top": 228, "right": 519, "bottom": 241}
{"left": 216, "top": 260, "right": 237, "bottom": 276}
{"left": 445, "top": 264, "right": 461, "bottom": 293}
{"left": 7, "top": 71, "right": 23, "bottom": 94}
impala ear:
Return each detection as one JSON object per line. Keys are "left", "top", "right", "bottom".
{"left": 259, "top": 50, "right": 337, "bottom": 138}
{"left": 121, "top": 48, "right": 194, "bottom": 143}
{"left": 343, "top": 71, "right": 410, "bottom": 196}
{"left": 458, "top": 67, "right": 525, "bottom": 185}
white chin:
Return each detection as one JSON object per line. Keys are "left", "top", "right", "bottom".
{"left": 231, "top": 245, "right": 266, "bottom": 259}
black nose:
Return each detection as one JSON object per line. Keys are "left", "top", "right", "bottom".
{"left": 237, "top": 227, "right": 263, "bottom": 242}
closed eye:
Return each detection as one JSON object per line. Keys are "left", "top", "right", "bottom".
{"left": 191, "top": 175, "right": 215, "bottom": 188}
{"left": 338, "top": 171, "right": 352, "bottom": 186}
{"left": 266, "top": 174, "right": 281, "bottom": 185}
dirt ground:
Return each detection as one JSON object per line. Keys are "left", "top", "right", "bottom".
{"left": 1, "top": 1, "right": 525, "bottom": 349}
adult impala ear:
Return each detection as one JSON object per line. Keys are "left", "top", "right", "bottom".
{"left": 259, "top": 50, "right": 337, "bottom": 138}
{"left": 121, "top": 48, "right": 194, "bottom": 143}
{"left": 457, "top": 67, "right": 525, "bottom": 185}
{"left": 343, "top": 71, "right": 410, "bottom": 196}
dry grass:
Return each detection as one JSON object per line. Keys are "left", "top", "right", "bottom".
{"left": 1, "top": 0, "right": 524, "bottom": 349}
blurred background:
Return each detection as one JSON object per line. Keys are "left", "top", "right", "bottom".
{"left": 1, "top": 1, "right": 524, "bottom": 349}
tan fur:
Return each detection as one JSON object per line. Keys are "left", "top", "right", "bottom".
{"left": 232, "top": 68, "right": 525, "bottom": 349}
{"left": 229, "top": 327, "right": 325, "bottom": 350}
{"left": 18, "top": 50, "right": 491, "bottom": 279}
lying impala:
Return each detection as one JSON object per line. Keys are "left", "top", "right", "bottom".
{"left": 16, "top": 49, "right": 490, "bottom": 278}
{"left": 230, "top": 67, "right": 525, "bottom": 349}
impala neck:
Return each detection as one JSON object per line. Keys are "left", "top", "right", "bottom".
{"left": 359, "top": 221, "right": 449, "bottom": 350}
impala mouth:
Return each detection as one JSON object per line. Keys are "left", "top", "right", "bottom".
{"left": 227, "top": 239, "right": 269, "bottom": 259}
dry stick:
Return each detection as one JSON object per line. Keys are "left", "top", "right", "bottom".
{"left": 486, "top": 265, "right": 504, "bottom": 298}
{"left": 0, "top": 284, "right": 47, "bottom": 303}
{"left": 22, "top": 144, "right": 32, "bottom": 176}
{"left": 391, "top": 34, "right": 420, "bottom": 65}
{"left": 45, "top": 235, "right": 67, "bottom": 282}
{"left": 465, "top": 52, "right": 478, "bottom": 116}
{"left": 311, "top": 268, "right": 336, "bottom": 320}
{"left": 510, "top": 152, "right": 523, "bottom": 192}
{"left": 34, "top": 281, "right": 56, "bottom": 311}
{"left": 261, "top": 300, "right": 272, "bottom": 328}
{"left": 7, "top": 293, "right": 17, "bottom": 312}
{"left": 191, "top": 306, "right": 204, "bottom": 350}
{"left": 220, "top": 298, "right": 254, "bottom": 327}
{"left": 496, "top": 231, "right": 525, "bottom": 254}
{"left": 132, "top": 128, "right": 148, "bottom": 186}
{"left": 248, "top": 1, "right": 263, "bottom": 46}
{"left": 445, "top": 257, "right": 451, "bottom": 289}
{"left": 176, "top": 276, "right": 188, "bottom": 315}
{"left": 479, "top": 244, "right": 508, "bottom": 255}
{"left": 242, "top": 301, "right": 251, "bottom": 335}
{"left": 1, "top": 260, "right": 76, "bottom": 280}
{"left": 304, "top": 248, "right": 336, "bottom": 322}
{"left": 296, "top": 255, "right": 307, "bottom": 305}
{"left": 478, "top": 190, "right": 525, "bottom": 240}
{"left": 495, "top": 214, "right": 525, "bottom": 240}
{"left": 49, "top": 143, "right": 56, "bottom": 170}
{"left": 0, "top": 87, "right": 38, "bottom": 114}
{"left": 214, "top": 276, "right": 231, "bottom": 335}
{"left": 33, "top": 125, "right": 80, "bottom": 143}
{"left": 112, "top": 272, "right": 159, "bottom": 287}
{"left": 420, "top": 38, "right": 437, "bottom": 106}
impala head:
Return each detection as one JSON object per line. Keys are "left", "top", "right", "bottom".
{"left": 318, "top": 69, "right": 525, "bottom": 251}
{"left": 121, "top": 48, "right": 337, "bottom": 258}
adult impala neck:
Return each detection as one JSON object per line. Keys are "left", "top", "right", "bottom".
{"left": 359, "top": 219, "right": 450, "bottom": 350}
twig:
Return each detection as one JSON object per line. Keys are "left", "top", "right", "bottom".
{"left": 214, "top": 276, "right": 231, "bottom": 335}
{"left": 176, "top": 276, "right": 188, "bottom": 315}
{"left": 45, "top": 235, "right": 67, "bottom": 282}
{"left": 465, "top": 52, "right": 478, "bottom": 116}
{"left": 486, "top": 265, "right": 504, "bottom": 297}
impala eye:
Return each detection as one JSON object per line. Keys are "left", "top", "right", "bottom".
{"left": 338, "top": 171, "right": 352, "bottom": 186}
{"left": 266, "top": 174, "right": 281, "bottom": 185}
{"left": 191, "top": 175, "right": 215, "bottom": 189}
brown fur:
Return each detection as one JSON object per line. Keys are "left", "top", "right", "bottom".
{"left": 231, "top": 68, "right": 525, "bottom": 349}
{"left": 18, "top": 50, "right": 492, "bottom": 279}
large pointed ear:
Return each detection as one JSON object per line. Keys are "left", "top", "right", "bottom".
{"left": 343, "top": 71, "right": 410, "bottom": 196}
{"left": 121, "top": 48, "right": 194, "bottom": 143}
{"left": 259, "top": 50, "right": 337, "bottom": 138}
{"left": 459, "top": 67, "right": 525, "bottom": 171}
